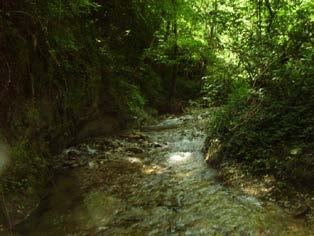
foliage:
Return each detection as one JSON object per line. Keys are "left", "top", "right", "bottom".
{"left": 201, "top": 57, "right": 238, "bottom": 106}
{"left": 204, "top": 0, "right": 314, "bottom": 184}
{"left": 141, "top": 0, "right": 214, "bottom": 105}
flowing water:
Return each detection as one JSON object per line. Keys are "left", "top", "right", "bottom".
{"left": 15, "top": 110, "right": 313, "bottom": 235}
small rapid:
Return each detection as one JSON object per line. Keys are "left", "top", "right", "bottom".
{"left": 15, "top": 110, "right": 313, "bottom": 235}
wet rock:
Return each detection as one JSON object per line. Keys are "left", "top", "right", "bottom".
{"left": 99, "top": 160, "right": 105, "bottom": 165}
{"left": 88, "top": 161, "right": 96, "bottom": 169}
{"left": 64, "top": 147, "right": 81, "bottom": 157}
{"left": 182, "top": 115, "right": 194, "bottom": 121}
{"left": 293, "top": 206, "right": 311, "bottom": 218}
{"left": 127, "top": 146, "right": 144, "bottom": 154}
{"left": 110, "top": 140, "right": 124, "bottom": 149}
{"left": 86, "top": 145, "right": 98, "bottom": 155}
{"left": 98, "top": 154, "right": 107, "bottom": 160}
{"left": 71, "top": 163, "right": 80, "bottom": 168}
{"left": 141, "top": 140, "right": 151, "bottom": 147}
{"left": 118, "top": 208, "right": 147, "bottom": 223}
{"left": 121, "top": 132, "right": 148, "bottom": 141}
{"left": 152, "top": 142, "right": 163, "bottom": 148}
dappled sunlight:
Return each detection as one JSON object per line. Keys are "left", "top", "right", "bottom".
{"left": 126, "top": 157, "right": 142, "bottom": 164}
{"left": 242, "top": 185, "right": 274, "bottom": 197}
{"left": 175, "top": 171, "right": 193, "bottom": 178}
{"left": 142, "top": 165, "right": 166, "bottom": 175}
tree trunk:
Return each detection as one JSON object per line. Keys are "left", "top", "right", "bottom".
{"left": 169, "top": 0, "right": 178, "bottom": 108}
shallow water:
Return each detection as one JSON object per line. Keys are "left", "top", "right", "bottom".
{"left": 16, "top": 111, "right": 313, "bottom": 235}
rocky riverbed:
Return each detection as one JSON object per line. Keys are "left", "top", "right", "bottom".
{"left": 12, "top": 109, "right": 314, "bottom": 235}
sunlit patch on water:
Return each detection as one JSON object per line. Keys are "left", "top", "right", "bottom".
{"left": 169, "top": 152, "right": 193, "bottom": 164}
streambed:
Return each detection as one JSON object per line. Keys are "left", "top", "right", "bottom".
{"left": 15, "top": 110, "right": 313, "bottom": 235}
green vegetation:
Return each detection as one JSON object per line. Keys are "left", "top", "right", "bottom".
{"left": 202, "top": 0, "right": 313, "bottom": 185}
{"left": 0, "top": 0, "right": 313, "bottom": 229}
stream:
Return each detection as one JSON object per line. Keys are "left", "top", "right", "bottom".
{"left": 15, "top": 110, "right": 313, "bottom": 235}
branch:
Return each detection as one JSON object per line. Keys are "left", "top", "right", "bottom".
{"left": 265, "top": 0, "right": 275, "bottom": 33}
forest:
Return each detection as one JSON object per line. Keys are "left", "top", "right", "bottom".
{"left": 0, "top": 0, "right": 313, "bottom": 234}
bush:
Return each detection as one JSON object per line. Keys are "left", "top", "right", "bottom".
{"left": 207, "top": 80, "right": 314, "bottom": 183}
